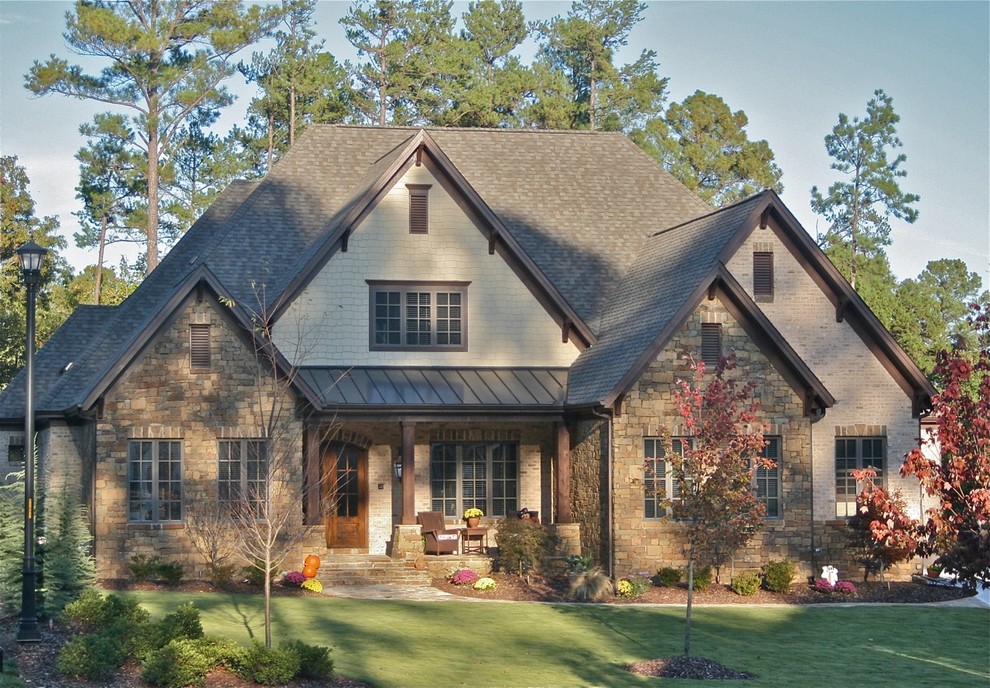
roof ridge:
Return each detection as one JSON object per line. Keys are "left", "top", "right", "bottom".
{"left": 650, "top": 191, "right": 768, "bottom": 238}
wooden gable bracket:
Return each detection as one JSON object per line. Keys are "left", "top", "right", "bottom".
{"left": 707, "top": 282, "right": 717, "bottom": 301}
{"left": 488, "top": 229, "right": 498, "bottom": 255}
{"left": 415, "top": 145, "right": 423, "bottom": 167}
{"left": 561, "top": 318, "right": 572, "bottom": 344}
{"left": 195, "top": 281, "right": 206, "bottom": 303}
{"left": 835, "top": 296, "right": 848, "bottom": 323}
{"left": 613, "top": 393, "right": 624, "bottom": 418}
{"left": 341, "top": 228, "right": 350, "bottom": 253}
{"left": 760, "top": 208, "right": 770, "bottom": 230}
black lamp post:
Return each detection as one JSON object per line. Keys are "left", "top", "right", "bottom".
{"left": 15, "top": 240, "right": 46, "bottom": 643}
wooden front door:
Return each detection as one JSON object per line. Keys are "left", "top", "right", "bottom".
{"left": 322, "top": 442, "right": 368, "bottom": 548}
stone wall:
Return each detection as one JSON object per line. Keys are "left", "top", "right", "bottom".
{"left": 570, "top": 418, "right": 608, "bottom": 566}
{"left": 609, "top": 298, "right": 815, "bottom": 579}
{"left": 94, "top": 295, "right": 313, "bottom": 579}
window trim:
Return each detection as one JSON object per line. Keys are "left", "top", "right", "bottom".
{"left": 6, "top": 435, "right": 25, "bottom": 465}
{"left": 218, "top": 438, "right": 268, "bottom": 518}
{"left": 128, "top": 439, "right": 183, "bottom": 524}
{"left": 644, "top": 437, "right": 691, "bottom": 519}
{"left": 407, "top": 183, "right": 431, "bottom": 234}
{"left": 429, "top": 441, "right": 519, "bottom": 518}
{"left": 835, "top": 436, "right": 886, "bottom": 518}
{"left": 368, "top": 280, "right": 469, "bottom": 352}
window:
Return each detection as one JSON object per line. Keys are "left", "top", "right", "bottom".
{"left": 644, "top": 437, "right": 690, "bottom": 519}
{"left": 128, "top": 440, "right": 182, "bottom": 523}
{"left": 369, "top": 282, "right": 468, "bottom": 351}
{"left": 835, "top": 437, "right": 885, "bottom": 517}
{"left": 430, "top": 442, "right": 518, "bottom": 518}
{"left": 755, "top": 436, "right": 781, "bottom": 518}
{"left": 218, "top": 439, "right": 268, "bottom": 516}
{"left": 407, "top": 184, "right": 430, "bottom": 233}
{"left": 701, "top": 323, "right": 722, "bottom": 368}
{"left": 753, "top": 252, "right": 774, "bottom": 299}
{"left": 190, "top": 324, "right": 211, "bottom": 370}
{"left": 7, "top": 435, "right": 24, "bottom": 465}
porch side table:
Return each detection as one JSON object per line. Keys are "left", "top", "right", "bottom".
{"left": 461, "top": 527, "right": 488, "bottom": 555}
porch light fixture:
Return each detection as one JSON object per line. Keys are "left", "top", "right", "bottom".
{"left": 16, "top": 240, "right": 47, "bottom": 643}
{"left": 393, "top": 454, "right": 403, "bottom": 480}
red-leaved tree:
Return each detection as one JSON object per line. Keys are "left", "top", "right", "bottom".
{"left": 901, "top": 305, "right": 990, "bottom": 590}
{"left": 848, "top": 468, "right": 917, "bottom": 582}
{"left": 665, "top": 354, "right": 770, "bottom": 656}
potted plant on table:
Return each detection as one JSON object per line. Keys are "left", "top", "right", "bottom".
{"left": 463, "top": 507, "right": 484, "bottom": 528}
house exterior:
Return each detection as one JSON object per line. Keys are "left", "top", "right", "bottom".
{"left": 0, "top": 126, "right": 935, "bottom": 581}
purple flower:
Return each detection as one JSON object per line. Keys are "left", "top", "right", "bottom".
{"left": 451, "top": 569, "right": 479, "bottom": 586}
{"left": 813, "top": 579, "right": 834, "bottom": 593}
{"left": 834, "top": 580, "right": 857, "bottom": 594}
{"left": 283, "top": 571, "right": 306, "bottom": 586}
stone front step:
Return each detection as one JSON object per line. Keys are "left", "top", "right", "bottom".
{"left": 319, "top": 555, "right": 431, "bottom": 587}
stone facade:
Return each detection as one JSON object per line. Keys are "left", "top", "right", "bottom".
{"left": 596, "top": 298, "right": 815, "bottom": 579}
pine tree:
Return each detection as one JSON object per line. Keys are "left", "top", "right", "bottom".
{"left": 40, "top": 485, "right": 96, "bottom": 616}
{"left": 0, "top": 471, "right": 25, "bottom": 614}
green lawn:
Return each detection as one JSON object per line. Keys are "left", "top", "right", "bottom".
{"left": 125, "top": 591, "right": 989, "bottom": 687}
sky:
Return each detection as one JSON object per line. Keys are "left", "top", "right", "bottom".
{"left": 1, "top": 0, "right": 988, "bottom": 287}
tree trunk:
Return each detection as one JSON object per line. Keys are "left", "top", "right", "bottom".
{"left": 146, "top": 117, "right": 160, "bottom": 274}
{"left": 264, "top": 553, "right": 272, "bottom": 648}
{"left": 588, "top": 60, "right": 597, "bottom": 131}
{"left": 684, "top": 550, "right": 694, "bottom": 657}
{"left": 267, "top": 113, "right": 275, "bottom": 173}
{"left": 95, "top": 214, "right": 107, "bottom": 305}
{"left": 289, "top": 84, "right": 296, "bottom": 146}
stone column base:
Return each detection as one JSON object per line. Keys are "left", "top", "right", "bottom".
{"left": 550, "top": 523, "right": 582, "bottom": 558}
{"left": 390, "top": 524, "right": 425, "bottom": 560}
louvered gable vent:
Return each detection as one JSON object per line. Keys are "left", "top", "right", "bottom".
{"left": 190, "top": 324, "right": 211, "bottom": 370}
{"left": 753, "top": 252, "right": 774, "bottom": 298}
{"left": 407, "top": 184, "right": 431, "bottom": 234}
{"left": 701, "top": 323, "right": 722, "bottom": 368}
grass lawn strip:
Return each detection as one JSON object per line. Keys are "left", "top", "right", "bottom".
{"left": 124, "top": 591, "right": 989, "bottom": 688}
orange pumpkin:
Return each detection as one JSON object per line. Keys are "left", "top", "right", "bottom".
{"left": 302, "top": 564, "right": 318, "bottom": 578}
{"left": 304, "top": 554, "right": 321, "bottom": 569}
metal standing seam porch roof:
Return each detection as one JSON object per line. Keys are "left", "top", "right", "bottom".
{"left": 296, "top": 367, "right": 568, "bottom": 411}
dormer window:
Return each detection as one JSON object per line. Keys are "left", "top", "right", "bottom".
{"left": 190, "top": 324, "right": 211, "bottom": 371}
{"left": 753, "top": 251, "right": 774, "bottom": 300}
{"left": 407, "top": 184, "right": 431, "bottom": 234}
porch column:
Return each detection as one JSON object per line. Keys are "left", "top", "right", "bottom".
{"left": 304, "top": 425, "right": 321, "bottom": 526}
{"left": 555, "top": 421, "right": 572, "bottom": 523}
{"left": 401, "top": 421, "right": 416, "bottom": 525}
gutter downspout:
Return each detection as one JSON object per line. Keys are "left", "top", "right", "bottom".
{"left": 809, "top": 406, "right": 825, "bottom": 579}
{"left": 592, "top": 407, "right": 614, "bottom": 579}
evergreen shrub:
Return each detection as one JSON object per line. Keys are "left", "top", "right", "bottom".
{"left": 762, "top": 559, "right": 797, "bottom": 593}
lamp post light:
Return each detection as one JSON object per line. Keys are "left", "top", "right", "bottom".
{"left": 15, "top": 240, "right": 46, "bottom": 643}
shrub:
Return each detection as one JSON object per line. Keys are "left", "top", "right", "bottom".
{"left": 301, "top": 578, "right": 323, "bottom": 593}
{"left": 730, "top": 572, "right": 761, "bottom": 596}
{"left": 61, "top": 590, "right": 149, "bottom": 635}
{"left": 242, "top": 559, "right": 279, "bottom": 587}
{"left": 565, "top": 554, "right": 595, "bottom": 573}
{"left": 129, "top": 554, "right": 163, "bottom": 581}
{"left": 281, "top": 640, "right": 334, "bottom": 681}
{"left": 651, "top": 567, "right": 681, "bottom": 587}
{"left": 473, "top": 577, "right": 496, "bottom": 590}
{"left": 569, "top": 568, "right": 613, "bottom": 601}
{"left": 282, "top": 571, "right": 306, "bottom": 587}
{"left": 149, "top": 602, "right": 203, "bottom": 648}
{"left": 763, "top": 559, "right": 797, "bottom": 593}
{"left": 450, "top": 568, "right": 479, "bottom": 586}
{"left": 194, "top": 636, "right": 241, "bottom": 668}
{"left": 207, "top": 563, "right": 238, "bottom": 589}
{"left": 494, "top": 517, "right": 556, "bottom": 575}
{"left": 690, "top": 565, "right": 713, "bottom": 592}
{"left": 230, "top": 641, "right": 302, "bottom": 686}
{"left": 141, "top": 638, "right": 211, "bottom": 688}
{"left": 56, "top": 633, "right": 125, "bottom": 681}
{"left": 834, "top": 580, "right": 857, "bottom": 594}
{"left": 156, "top": 561, "right": 184, "bottom": 586}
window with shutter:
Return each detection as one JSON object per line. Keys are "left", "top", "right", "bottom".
{"left": 190, "top": 324, "right": 211, "bottom": 370}
{"left": 753, "top": 252, "right": 774, "bottom": 299}
{"left": 701, "top": 323, "right": 722, "bottom": 368}
{"left": 407, "top": 184, "right": 430, "bottom": 234}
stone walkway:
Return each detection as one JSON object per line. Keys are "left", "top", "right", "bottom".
{"left": 324, "top": 583, "right": 990, "bottom": 607}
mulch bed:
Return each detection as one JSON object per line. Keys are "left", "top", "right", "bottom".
{"left": 626, "top": 655, "right": 757, "bottom": 680}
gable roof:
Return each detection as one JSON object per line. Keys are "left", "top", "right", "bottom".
{"left": 0, "top": 128, "right": 933, "bottom": 422}
{"left": 566, "top": 190, "right": 934, "bottom": 415}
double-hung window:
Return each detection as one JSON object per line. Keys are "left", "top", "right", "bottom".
{"left": 644, "top": 437, "right": 691, "bottom": 519}
{"left": 835, "top": 437, "right": 885, "bottom": 517}
{"left": 128, "top": 440, "right": 182, "bottom": 523}
{"left": 369, "top": 281, "right": 468, "bottom": 351}
{"left": 218, "top": 439, "right": 268, "bottom": 517}
{"left": 755, "top": 436, "right": 782, "bottom": 518}
{"left": 430, "top": 442, "right": 518, "bottom": 518}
